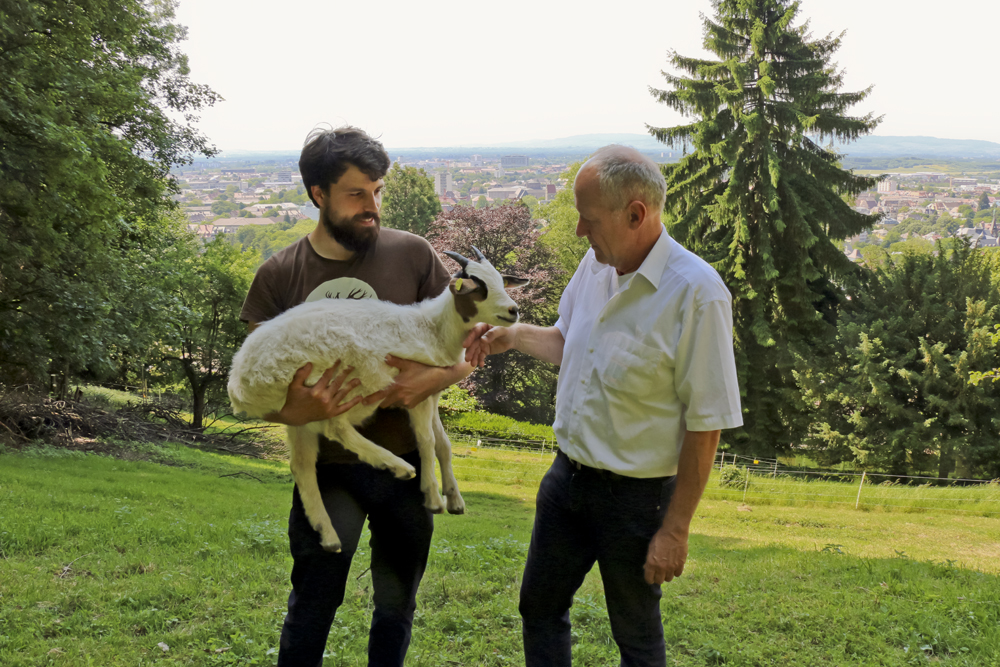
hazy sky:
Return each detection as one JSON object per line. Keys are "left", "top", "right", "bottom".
{"left": 172, "top": 0, "right": 1000, "bottom": 152}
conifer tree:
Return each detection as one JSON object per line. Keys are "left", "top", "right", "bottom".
{"left": 803, "top": 244, "right": 1000, "bottom": 478}
{"left": 648, "top": 0, "right": 881, "bottom": 452}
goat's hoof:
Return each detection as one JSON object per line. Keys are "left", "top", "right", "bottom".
{"left": 321, "top": 541, "right": 342, "bottom": 553}
{"left": 392, "top": 463, "right": 416, "bottom": 480}
{"left": 446, "top": 494, "right": 466, "bottom": 515}
{"left": 425, "top": 493, "right": 446, "bottom": 514}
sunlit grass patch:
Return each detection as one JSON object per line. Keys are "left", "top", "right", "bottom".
{"left": 2, "top": 444, "right": 999, "bottom": 666}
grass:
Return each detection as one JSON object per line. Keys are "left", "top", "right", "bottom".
{"left": 2, "top": 442, "right": 999, "bottom": 666}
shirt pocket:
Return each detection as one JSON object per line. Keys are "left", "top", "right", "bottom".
{"left": 595, "top": 332, "right": 669, "bottom": 397}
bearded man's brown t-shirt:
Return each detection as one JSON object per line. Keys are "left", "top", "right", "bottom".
{"left": 239, "top": 228, "right": 452, "bottom": 464}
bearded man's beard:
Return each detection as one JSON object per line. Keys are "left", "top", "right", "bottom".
{"left": 322, "top": 209, "right": 380, "bottom": 255}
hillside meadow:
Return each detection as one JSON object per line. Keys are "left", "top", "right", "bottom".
{"left": 1, "top": 442, "right": 998, "bottom": 666}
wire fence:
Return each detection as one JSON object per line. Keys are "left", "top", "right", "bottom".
{"left": 444, "top": 433, "right": 1000, "bottom": 516}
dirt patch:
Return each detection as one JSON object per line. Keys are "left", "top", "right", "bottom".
{"left": 0, "top": 390, "right": 283, "bottom": 461}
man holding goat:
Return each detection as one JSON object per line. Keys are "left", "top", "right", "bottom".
{"left": 467, "top": 145, "right": 743, "bottom": 667}
{"left": 240, "top": 125, "right": 477, "bottom": 667}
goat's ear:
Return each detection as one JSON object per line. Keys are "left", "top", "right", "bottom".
{"left": 502, "top": 275, "right": 530, "bottom": 289}
{"left": 449, "top": 276, "right": 478, "bottom": 295}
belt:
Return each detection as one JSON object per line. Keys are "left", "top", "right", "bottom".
{"left": 557, "top": 449, "right": 629, "bottom": 481}
{"left": 557, "top": 448, "right": 675, "bottom": 484}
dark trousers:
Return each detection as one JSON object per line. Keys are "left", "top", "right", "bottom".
{"left": 520, "top": 451, "right": 676, "bottom": 667}
{"left": 277, "top": 450, "right": 433, "bottom": 667}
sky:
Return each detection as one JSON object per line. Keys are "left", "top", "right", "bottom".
{"left": 172, "top": 0, "right": 1000, "bottom": 152}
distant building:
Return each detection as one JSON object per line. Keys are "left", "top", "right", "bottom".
{"left": 432, "top": 171, "right": 453, "bottom": 196}
{"left": 546, "top": 184, "right": 557, "bottom": 200}
{"left": 951, "top": 177, "right": 977, "bottom": 188}
{"left": 877, "top": 180, "right": 898, "bottom": 193}
{"left": 471, "top": 154, "right": 483, "bottom": 167}
{"left": 487, "top": 186, "right": 527, "bottom": 201}
{"left": 210, "top": 218, "right": 279, "bottom": 235}
{"left": 501, "top": 155, "right": 529, "bottom": 168}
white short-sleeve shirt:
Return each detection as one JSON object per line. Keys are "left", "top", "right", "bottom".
{"left": 553, "top": 227, "right": 743, "bottom": 478}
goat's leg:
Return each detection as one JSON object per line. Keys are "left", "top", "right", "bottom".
{"left": 287, "top": 426, "right": 342, "bottom": 552}
{"left": 407, "top": 401, "right": 445, "bottom": 513}
{"left": 430, "top": 398, "right": 465, "bottom": 515}
{"left": 328, "top": 423, "right": 416, "bottom": 480}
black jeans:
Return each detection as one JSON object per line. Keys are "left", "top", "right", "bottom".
{"left": 519, "top": 450, "right": 676, "bottom": 667}
{"left": 277, "top": 450, "right": 433, "bottom": 667}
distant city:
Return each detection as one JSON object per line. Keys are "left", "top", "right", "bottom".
{"left": 174, "top": 153, "right": 580, "bottom": 242}
{"left": 172, "top": 134, "right": 1000, "bottom": 248}
{"left": 845, "top": 173, "right": 999, "bottom": 256}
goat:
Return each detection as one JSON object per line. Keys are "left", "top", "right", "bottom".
{"left": 227, "top": 248, "right": 528, "bottom": 552}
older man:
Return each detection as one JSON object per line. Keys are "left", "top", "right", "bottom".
{"left": 469, "top": 145, "right": 743, "bottom": 666}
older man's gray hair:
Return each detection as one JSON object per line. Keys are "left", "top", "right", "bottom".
{"left": 583, "top": 145, "right": 667, "bottom": 212}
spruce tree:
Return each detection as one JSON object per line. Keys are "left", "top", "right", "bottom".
{"left": 648, "top": 0, "right": 881, "bottom": 453}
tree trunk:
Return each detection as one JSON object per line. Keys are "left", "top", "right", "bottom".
{"left": 191, "top": 383, "right": 207, "bottom": 430}
{"left": 938, "top": 442, "right": 955, "bottom": 479}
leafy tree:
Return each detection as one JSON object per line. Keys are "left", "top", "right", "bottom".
{"left": 230, "top": 219, "right": 314, "bottom": 263}
{"left": 475, "top": 195, "right": 488, "bottom": 209}
{"left": 978, "top": 192, "right": 991, "bottom": 212}
{"left": 211, "top": 200, "right": 238, "bottom": 216}
{"left": 381, "top": 163, "right": 441, "bottom": 237}
{"left": 803, "top": 243, "right": 1000, "bottom": 478}
{"left": 427, "top": 204, "right": 563, "bottom": 423}
{"left": 538, "top": 162, "right": 590, "bottom": 289}
{"left": 0, "top": 0, "right": 219, "bottom": 384}
{"left": 648, "top": 0, "right": 881, "bottom": 453}
{"left": 158, "top": 238, "right": 258, "bottom": 428}
{"left": 520, "top": 195, "right": 539, "bottom": 216}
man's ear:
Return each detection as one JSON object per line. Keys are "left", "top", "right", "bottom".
{"left": 626, "top": 199, "right": 648, "bottom": 228}
{"left": 310, "top": 184, "right": 327, "bottom": 206}
{"left": 502, "top": 275, "right": 530, "bottom": 289}
{"left": 449, "top": 276, "right": 478, "bottom": 295}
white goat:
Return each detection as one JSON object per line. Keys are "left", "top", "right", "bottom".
{"left": 228, "top": 248, "right": 528, "bottom": 552}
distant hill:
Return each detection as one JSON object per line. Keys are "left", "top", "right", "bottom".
{"left": 830, "top": 136, "right": 1000, "bottom": 159}
{"left": 484, "top": 133, "right": 665, "bottom": 151}
{"left": 481, "top": 133, "right": 1000, "bottom": 158}
{"left": 205, "top": 134, "right": 1000, "bottom": 162}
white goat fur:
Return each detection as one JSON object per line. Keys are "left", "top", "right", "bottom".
{"left": 228, "top": 254, "right": 523, "bottom": 552}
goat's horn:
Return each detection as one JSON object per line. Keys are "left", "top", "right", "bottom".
{"left": 444, "top": 251, "right": 469, "bottom": 268}
{"left": 471, "top": 246, "right": 487, "bottom": 262}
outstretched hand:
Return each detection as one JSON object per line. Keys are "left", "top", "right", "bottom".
{"left": 271, "top": 361, "right": 364, "bottom": 426}
{"left": 463, "top": 323, "right": 517, "bottom": 367}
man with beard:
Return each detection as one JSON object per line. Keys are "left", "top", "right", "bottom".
{"left": 240, "top": 126, "right": 474, "bottom": 666}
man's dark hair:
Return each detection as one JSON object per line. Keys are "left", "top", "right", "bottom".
{"left": 299, "top": 125, "right": 391, "bottom": 206}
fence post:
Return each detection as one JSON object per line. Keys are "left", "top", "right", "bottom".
{"left": 773, "top": 460, "right": 778, "bottom": 478}
{"left": 855, "top": 471, "right": 867, "bottom": 509}
{"left": 742, "top": 466, "right": 750, "bottom": 503}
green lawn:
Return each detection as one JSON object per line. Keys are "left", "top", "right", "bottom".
{"left": 1, "top": 444, "right": 998, "bottom": 666}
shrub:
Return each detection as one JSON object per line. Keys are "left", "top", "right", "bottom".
{"left": 718, "top": 464, "right": 749, "bottom": 489}
{"left": 441, "top": 411, "right": 555, "bottom": 442}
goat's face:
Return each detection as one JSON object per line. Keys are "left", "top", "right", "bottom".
{"left": 445, "top": 248, "right": 529, "bottom": 327}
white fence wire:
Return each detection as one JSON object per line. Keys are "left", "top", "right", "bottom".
{"left": 444, "top": 433, "right": 1000, "bottom": 516}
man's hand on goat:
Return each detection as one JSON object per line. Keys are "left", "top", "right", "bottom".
{"left": 363, "top": 355, "right": 450, "bottom": 410}
{"left": 268, "top": 361, "right": 365, "bottom": 426}
{"left": 464, "top": 323, "right": 517, "bottom": 367}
